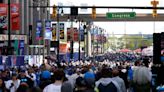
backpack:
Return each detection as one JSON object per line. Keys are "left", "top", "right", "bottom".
{"left": 98, "top": 82, "right": 117, "bottom": 92}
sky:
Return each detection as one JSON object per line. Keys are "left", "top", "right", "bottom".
{"left": 50, "top": 0, "right": 164, "bottom": 34}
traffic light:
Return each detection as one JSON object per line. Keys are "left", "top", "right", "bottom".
{"left": 151, "top": 0, "right": 159, "bottom": 17}
{"left": 92, "top": 6, "right": 96, "bottom": 19}
{"left": 52, "top": 4, "right": 57, "bottom": 18}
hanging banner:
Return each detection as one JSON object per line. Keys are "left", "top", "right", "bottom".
{"left": 80, "top": 27, "right": 84, "bottom": 41}
{"left": 73, "top": 28, "right": 78, "bottom": 41}
{"left": 59, "top": 44, "right": 67, "bottom": 54}
{"left": 36, "top": 20, "right": 42, "bottom": 40}
{"left": 19, "top": 40, "right": 24, "bottom": 55}
{"left": 11, "top": 4, "right": 20, "bottom": 30}
{"left": 60, "top": 23, "right": 64, "bottom": 39}
{"left": 67, "top": 28, "right": 79, "bottom": 41}
{"left": 14, "top": 40, "right": 19, "bottom": 55}
{"left": 0, "top": 4, "right": 7, "bottom": 29}
{"left": 52, "top": 23, "right": 56, "bottom": 41}
{"left": 45, "top": 20, "right": 52, "bottom": 40}
{"left": 67, "top": 28, "right": 73, "bottom": 41}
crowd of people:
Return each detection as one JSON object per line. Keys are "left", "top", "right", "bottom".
{"left": 104, "top": 52, "right": 141, "bottom": 62}
{"left": 0, "top": 53, "right": 163, "bottom": 92}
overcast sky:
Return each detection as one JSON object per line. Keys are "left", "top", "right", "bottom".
{"left": 50, "top": 0, "right": 164, "bottom": 34}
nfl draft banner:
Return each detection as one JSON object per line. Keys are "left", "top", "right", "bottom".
{"left": 0, "top": 4, "right": 7, "bottom": 29}
{"left": 11, "top": 4, "right": 20, "bottom": 30}
{"left": 44, "top": 20, "right": 52, "bottom": 40}
{"left": 52, "top": 23, "right": 57, "bottom": 41}
{"left": 36, "top": 20, "right": 42, "bottom": 40}
{"left": 60, "top": 23, "right": 64, "bottom": 39}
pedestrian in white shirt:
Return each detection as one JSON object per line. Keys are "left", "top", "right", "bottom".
{"left": 5, "top": 73, "right": 20, "bottom": 92}
{"left": 112, "top": 69, "right": 126, "bottom": 92}
{"left": 26, "top": 68, "right": 36, "bottom": 86}
{"left": 43, "top": 69, "right": 65, "bottom": 92}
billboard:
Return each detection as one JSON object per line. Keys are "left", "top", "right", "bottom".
{"left": 44, "top": 20, "right": 52, "bottom": 40}
{"left": 60, "top": 23, "right": 64, "bottom": 39}
{"left": 67, "top": 28, "right": 79, "bottom": 41}
{"left": 11, "top": 4, "right": 20, "bottom": 30}
{"left": 59, "top": 44, "right": 67, "bottom": 54}
{"left": 52, "top": 23, "right": 57, "bottom": 41}
{"left": 0, "top": 4, "right": 7, "bottom": 29}
{"left": 36, "top": 20, "right": 42, "bottom": 40}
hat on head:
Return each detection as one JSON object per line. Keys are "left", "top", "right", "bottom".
{"left": 20, "top": 70, "right": 26, "bottom": 73}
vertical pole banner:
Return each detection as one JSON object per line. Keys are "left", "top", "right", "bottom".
{"left": 19, "top": 40, "right": 24, "bottom": 55}
{"left": 60, "top": 23, "right": 64, "bottom": 39}
{"left": 36, "top": 20, "right": 42, "bottom": 40}
{"left": 67, "top": 28, "right": 72, "bottom": 41}
{"left": 14, "top": 40, "right": 19, "bottom": 55}
{"left": 74, "top": 28, "right": 78, "bottom": 41}
{"left": 80, "top": 27, "right": 84, "bottom": 41}
{"left": 45, "top": 20, "right": 52, "bottom": 40}
{"left": 52, "top": 23, "right": 57, "bottom": 41}
{"left": 11, "top": 4, "right": 20, "bottom": 30}
{"left": 0, "top": 4, "right": 7, "bottom": 29}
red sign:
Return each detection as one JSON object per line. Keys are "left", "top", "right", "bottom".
{"left": 59, "top": 44, "right": 67, "bottom": 53}
{"left": 0, "top": 4, "right": 7, "bottom": 29}
{"left": 67, "top": 28, "right": 79, "bottom": 41}
{"left": 11, "top": 4, "right": 20, "bottom": 30}
{"left": 73, "top": 28, "right": 78, "bottom": 41}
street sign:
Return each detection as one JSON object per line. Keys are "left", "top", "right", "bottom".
{"left": 106, "top": 12, "right": 136, "bottom": 19}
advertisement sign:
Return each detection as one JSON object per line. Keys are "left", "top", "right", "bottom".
{"left": 80, "top": 27, "right": 84, "bottom": 41}
{"left": 52, "top": 23, "right": 56, "bottom": 41}
{"left": 45, "top": 20, "right": 52, "bottom": 40}
{"left": 0, "top": 4, "right": 7, "bottom": 29}
{"left": 11, "top": 4, "right": 20, "bottom": 30}
{"left": 60, "top": 23, "right": 64, "bottom": 39}
{"left": 67, "top": 28, "right": 73, "bottom": 41}
{"left": 74, "top": 28, "right": 78, "bottom": 41}
{"left": 67, "top": 28, "right": 79, "bottom": 41}
{"left": 60, "top": 44, "right": 67, "bottom": 54}
{"left": 36, "top": 20, "right": 42, "bottom": 40}
{"left": 19, "top": 40, "right": 24, "bottom": 55}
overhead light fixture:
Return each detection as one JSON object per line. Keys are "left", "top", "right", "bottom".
{"left": 61, "top": 9, "right": 64, "bottom": 16}
{"left": 67, "top": 16, "right": 70, "bottom": 22}
{"left": 74, "top": 17, "right": 77, "bottom": 22}
{"left": 37, "top": 7, "right": 40, "bottom": 11}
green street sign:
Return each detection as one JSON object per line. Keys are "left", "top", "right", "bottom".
{"left": 106, "top": 12, "right": 136, "bottom": 19}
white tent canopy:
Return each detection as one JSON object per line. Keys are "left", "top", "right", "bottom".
{"left": 142, "top": 46, "right": 153, "bottom": 56}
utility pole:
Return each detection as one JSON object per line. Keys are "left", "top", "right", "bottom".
{"left": 57, "top": 8, "right": 60, "bottom": 62}
{"left": 78, "top": 20, "right": 81, "bottom": 61}
{"left": 8, "top": 0, "right": 11, "bottom": 55}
